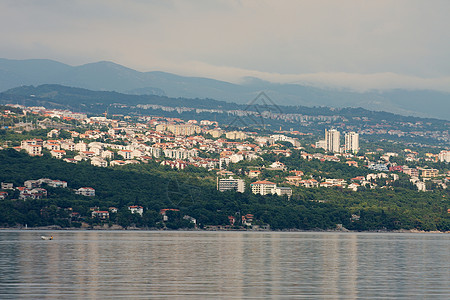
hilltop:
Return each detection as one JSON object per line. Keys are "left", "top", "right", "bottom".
{"left": 1, "top": 58, "right": 450, "bottom": 120}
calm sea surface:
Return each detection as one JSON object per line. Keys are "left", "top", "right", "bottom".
{"left": 0, "top": 230, "right": 448, "bottom": 299}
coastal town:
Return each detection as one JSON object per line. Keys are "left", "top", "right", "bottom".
{"left": 0, "top": 103, "right": 449, "bottom": 230}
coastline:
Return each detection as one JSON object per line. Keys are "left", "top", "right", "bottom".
{"left": 1, "top": 225, "right": 449, "bottom": 234}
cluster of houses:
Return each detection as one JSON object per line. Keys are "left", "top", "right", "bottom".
{"left": 0, "top": 178, "right": 95, "bottom": 200}
{"left": 7, "top": 112, "right": 450, "bottom": 199}
{"left": 90, "top": 205, "right": 143, "bottom": 220}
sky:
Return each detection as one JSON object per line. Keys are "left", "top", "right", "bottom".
{"left": 1, "top": 0, "right": 450, "bottom": 92}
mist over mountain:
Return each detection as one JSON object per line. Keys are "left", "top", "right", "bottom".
{"left": 0, "top": 58, "right": 449, "bottom": 120}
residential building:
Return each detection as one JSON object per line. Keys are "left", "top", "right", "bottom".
{"left": 250, "top": 180, "right": 277, "bottom": 195}
{"left": 226, "top": 131, "right": 247, "bottom": 140}
{"left": 51, "top": 149, "right": 66, "bottom": 159}
{"left": 248, "top": 170, "right": 261, "bottom": 178}
{"left": 271, "top": 186, "right": 292, "bottom": 199}
{"left": 344, "top": 132, "right": 359, "bottom": 153}
{"left": 421, "top": 168, "right": 439, "bottom": 178}
{"left": 241, "top": 214, "right": 254, "bottom": 226}
{"left": 403, "top": 166, "right": 419, "bottom": 177}
{"left": 128, "top": 205, "right": 144, "bottom": 216}
{"left": 1, "top": 183, "right": 13, "bottom": 189}
{"left": 326, "top": 129, "right": 341, "bottom": 153}
{"left": 160, "top": 208, "right": 180, "bottom": 221}
{"left": 438, "top": 150, "right": 450, "bottom": 163}
{"left": 218, "top": 177, "right": 245, "bottom": 193}
{"left": 21, "top": 142, "right": 42, "bottom": 156}
{"left": 75, "top": 187, "right": 95, "bottom": 196}
{"left": 91, "top": 157, "right": 108, "bottom": 167}
{"left": 118, "top": 149, "right": 133, "bottom": 160}
{"left": 24, "top": 180, "right": 41, "bottom": 189}
{"left": 91, "top": 210, "right": 109, "bottom": 220}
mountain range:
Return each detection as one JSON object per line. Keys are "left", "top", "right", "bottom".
{"left": 0, "top": 58, "right": 449, "bottom": 120}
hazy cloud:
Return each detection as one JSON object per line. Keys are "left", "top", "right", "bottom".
{"left": 1, "top": 0, "right": 450, "bottom": 91}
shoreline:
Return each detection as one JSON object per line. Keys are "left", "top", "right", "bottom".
{"left": 1, "top": 226, "right": 448, "bottom": 234}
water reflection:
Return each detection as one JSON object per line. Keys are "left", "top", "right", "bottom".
{"left": 0, "top": 231, "right": 448, "bottom": 298}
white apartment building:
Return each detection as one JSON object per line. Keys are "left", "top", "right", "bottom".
{"left": 344, "top": 132, "right": 359, "bottom": 153}
{"left": 250, "top": 180, "right": 277, "bottom": 195}
{"left": 438, "top": 150, "right": 450, "bottom": 163}
{"left": 326, "top": 129, "right": 341, "bottom": 153}
{"left": 316, "top": 129, "right": 341, "bottom": 153}
{"left": 217, "top": 177, "right": 245, "bottom": 193}
{"left": 163, "top": 148, "right": 198, "bottom": 160}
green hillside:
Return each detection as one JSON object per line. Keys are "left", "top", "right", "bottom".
{"left": 0, "top": 149, "right": 448, "bottom": 231}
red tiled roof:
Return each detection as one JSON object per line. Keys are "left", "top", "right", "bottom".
{"left": 251, "top": 180, "right": 276, "bottom": 185}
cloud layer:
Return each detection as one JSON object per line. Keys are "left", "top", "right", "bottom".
{"left": 1, "top": 0, "right": 450, "bottom": 92}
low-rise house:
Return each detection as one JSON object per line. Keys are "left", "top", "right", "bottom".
{"left": 1, "top": 182, "right": 13, "bottom": 189}
{"left": 421, "top": 168, "right": 439, "bottom": 178}
{"left": 0, "top": 191, "right": 8, "bottom": 199}
{"left": 75, "top": 142, "right": 88, "bottom": 152}
{"left": 24, "top": 180, "right": 41, "bottom": 189}
{"left": 403, "top": 166, "right": 419, "bottom": 177}
{"left": 160, "top": 208, "right": 180, "bottom": 221}
{"left": 101, "top": 150, "right": 114, "bottom": 159}
{"left": 45, "top": 143, "right": 61, "bottom": 151}
{"left": 389, "top": 165, "right": 403, "bottom": 172}
{"left": 91, "top": 210, "right": 109, "bottom": 220}
{"left": 110, "top": 160, "right": 127, "bottom": 166}
{"left": 228, "top": 216, "right": 236, "bottom": 226}
{"left": 346, "top": 161, "right": 358, "bottom": 167}
{"left": 299, "top": 179, "right": 319, "bottom": 188}
{"left": 290, "top": 170, "right": 304, "bottom": 177}
{"left": 271, "top": 186, "right": 292, "bottom": 199}
{"left": 368, "top": 163, "right": 389, "bottom": 172}
{"left": 241, "top": 214, "right": 254, "bottom": 226}
{"left": 268, "top": 161, "right": 286, "bottom": 171}
{"left": 285, "top": 176, "right": 304, "bottom": 185}
{"left": 80, "top": 151, "right": 95, "bottom": 158}
{"left": 118, "top": 149, "right": 133, "bottom": 159}
{"left": 183, "top": 215, "right": 197, "bottom": 226}
{"left": 75, "top": 187, "right": 95, "bottom": 197}
{"left": 21, "top": 143, "right": 42, "bottom": 156}
{"left": 128, "top": 205, "right": 144, "bottom": 216}
{"left": 63, "top": 158, "right": 78, "bottom": 164}
{"left": 51, "top": 149, "right": 66, "bottom": 159}
{"left": 351, "top": 176, "right": 365, "bottom": 182}
{"left": 248, "top": 170, "right": 262, "bottom": 178}
{"left": 160, "top": 160, "right": 187, "bottom": 170}
{"left": 43, "top": 179, "right": 68, "bottom": 188}
{"left": 391, "top": 174, "right": 399, "bottom": 181}
{"left": 216, "top": 170, "right": 235, "bottom": 177}
{"left": 19, "top": 188, "right": 47, "bottom": 200}
{"left": 324, "top": 178, "right": 346, "bottom": 185}
{"left": 60, "top": 141, "right": 76, "bottom": 151}
{"left": 91, "top": 157, "right": 108, "bottom": 167}
{"left": 347, "top": 183, "right": 360, "bottom": 191}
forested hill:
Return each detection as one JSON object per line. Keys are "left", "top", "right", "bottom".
{"left": 1, "top": 58, "right": 450, "bottom": 120}
{"left": 0, "top": 149, "right": 449, "bottom": 231}
{"left": 0, "top": 84, "right": 447, "bottom": 125}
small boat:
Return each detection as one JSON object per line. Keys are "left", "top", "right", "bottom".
{"left": 40, "top": 236, "right": 53, "bottom": 240}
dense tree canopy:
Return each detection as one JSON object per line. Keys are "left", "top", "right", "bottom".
{"left": 0, "top": 149, "right": 449, "bottom": 231}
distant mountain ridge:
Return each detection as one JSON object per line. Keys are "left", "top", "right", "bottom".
{"left": 2, "top": 84, "right": 446, "bottom": 127}
{"left": 0, "top": 58, "right": 449, "bottom": 120}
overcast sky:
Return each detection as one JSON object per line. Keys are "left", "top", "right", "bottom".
{"left": 2, "top": 0, "right": 450, "bottom": 91}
